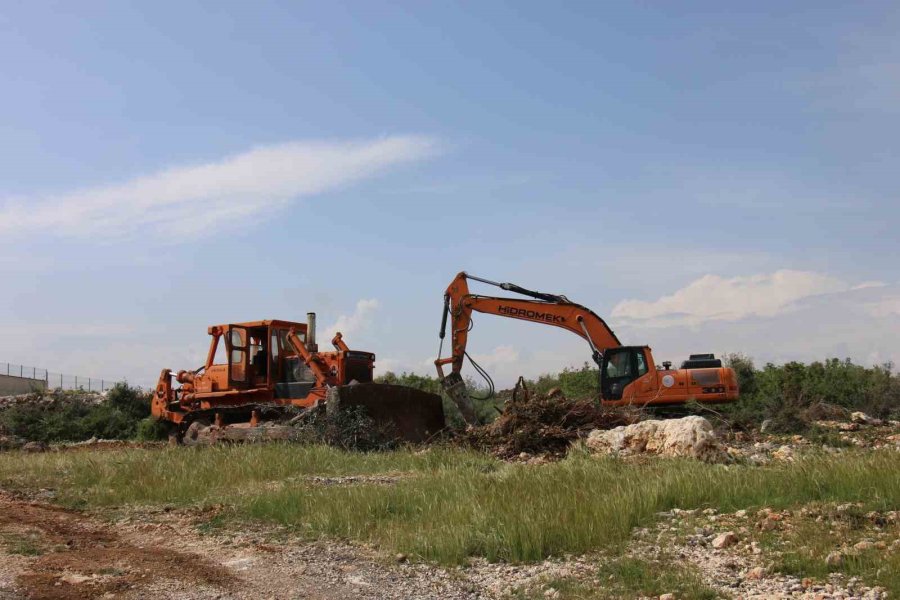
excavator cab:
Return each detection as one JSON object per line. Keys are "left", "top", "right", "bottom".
{"left": 600, "top": 346, "right": 650, "bottom": 400}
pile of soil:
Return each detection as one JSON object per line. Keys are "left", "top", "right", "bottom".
{"left": 461, "top": 380, "right": 638, "bottom": 458}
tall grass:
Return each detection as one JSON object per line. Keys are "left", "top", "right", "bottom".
{"left": 0, "top": 445, "right": 897, "bottom": 564}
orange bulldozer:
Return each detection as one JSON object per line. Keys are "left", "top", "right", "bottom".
{"left": 152, "top": 313, "right": 445, "bottom": 443}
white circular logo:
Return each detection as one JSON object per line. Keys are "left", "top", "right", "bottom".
{"left": 662, "top": 374, "right": 675, "bottom": 388}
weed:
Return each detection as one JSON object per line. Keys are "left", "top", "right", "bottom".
{"left": 0, "top": 446, "right": 897, "bottom": 565}
{"left": 1, "top": 532, "right": 43, "bottom": 556}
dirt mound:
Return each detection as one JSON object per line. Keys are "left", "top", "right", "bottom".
{"left": 461, "top": 380, "right": 637, "bottom": 458}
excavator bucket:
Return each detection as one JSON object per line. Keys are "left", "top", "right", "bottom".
{"left": 328, "top": 383, "right": 446, "bottom": 443}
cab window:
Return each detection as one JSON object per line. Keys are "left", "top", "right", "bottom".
{"left": 230, "top": 329, "right": 244, "bottom": 364}
{"left": 636, "top": 352, "right": 648, "bottom": 376}
{"left": 605, "top": 352, "right": 632, "bottom": 378}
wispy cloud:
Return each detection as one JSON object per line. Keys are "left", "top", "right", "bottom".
{"left": 0, "top": 135, "right": 438, "bottom": 239}
{"left": 611, "top": 270, "right": 851, "bottom": 326}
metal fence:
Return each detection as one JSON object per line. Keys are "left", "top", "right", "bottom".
{"left": 1, "top": 362, "right": 123, "bottom": 393}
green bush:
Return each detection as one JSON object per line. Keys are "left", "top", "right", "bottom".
{"left": 135, "top": 417, "right": 172, "bottom": 441}
{"left": 0, "top": 384, "right": 152, "bottom": 443}
{"left": 721, "top": 356, "right": 900, "bottom": 432}
{"left": 526, "top": 362, "right": 600, "bottom": 400}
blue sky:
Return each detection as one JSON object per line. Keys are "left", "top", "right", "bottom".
{"left": 1, "top": 1, "right": 898, "bottom": 387}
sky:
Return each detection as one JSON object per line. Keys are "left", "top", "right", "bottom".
{"left": 1, "top": 1, "right": 898, "bottom": 388}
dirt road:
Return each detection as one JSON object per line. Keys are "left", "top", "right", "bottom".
{"left": 0, "top": 491, "right": 483, "bottom": 600}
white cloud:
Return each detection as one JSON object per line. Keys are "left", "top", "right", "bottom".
{"left": 0, "top": 135, "right": 438, "bottom": 239}
{"left": 611, "top": 270, "right": 849, "bottom": 326}
{"left": 615, "top": 282, "right": 900, "bottom": 370}
{"left": 469, "top": 344, "right": 520, "bottom": 368}
{"left": 322, "top": 298, "right": 380, "bottom": 342}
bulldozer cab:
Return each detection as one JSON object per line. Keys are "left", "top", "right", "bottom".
{"left": 227, "top": 324, "right": 273, "bottom": 388}
{"left": 224, "top": 321, "right": 310, "bottom": 392}
{"left": 600, "top": 346, "right": 650, "bottom": 400}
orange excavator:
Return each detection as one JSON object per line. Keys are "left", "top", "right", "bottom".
{"left": 435, "top": 272, "right": 739, "bottom": 424}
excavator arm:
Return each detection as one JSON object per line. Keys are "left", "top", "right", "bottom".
{"left": 435, "top": 272, "right": 622, "bottom": 424}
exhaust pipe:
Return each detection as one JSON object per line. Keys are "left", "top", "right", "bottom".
{"left": 306, "top": 312, "right": 318, "bottom": 352}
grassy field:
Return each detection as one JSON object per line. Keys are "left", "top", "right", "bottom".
{"left": 0, "top": 444, "right": 897, "bottom": 567}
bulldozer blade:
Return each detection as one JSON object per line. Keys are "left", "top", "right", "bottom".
{"left": 327, "top": 383, "right": 446, "bottom": 443}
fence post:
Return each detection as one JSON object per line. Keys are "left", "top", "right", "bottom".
{"left": 75, "top": 375, "right": 77, "bottom": 389}
{"left": 33, "top": 367, "right": 36, "bottom": 379}
{"left": 60, "top": 373, "right": 63, "bottom": 388}
{"left": 88, "top": 378, "right": 91, "bottom": 392}
{"left": 20, "top": 365, "right": 23, "bottom": 377}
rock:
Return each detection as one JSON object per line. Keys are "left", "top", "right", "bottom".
{"left": 746, "top": 566, "right": 766, "bottom": 580}
{"left": 395, "top": 553, "right": 407, "bottom": 563}
{"left": 853, "top": 541, "right": 874, "bottom": 552}
{"left": 772, "top": 445, "right": 794, "bottom": 461}
{"left": 585, "top": 416, "right": 724, "bottom": 462}
{"left": 0, "top": 434, "right": 26, "bottom": 450}
{"left": 712, "top": 531, "right": 738, "bottom": 549}
{"left": 734, "top": 509, "right": 747, "bottom": 518}
{"left": 659, "top": 594, "right": 675, "bottom": 600}
{"left": 759, "top": 516, "right": 780, "bottom": 531}
{"left": 850, "top": 412, "right": 870, "bottom": 424}
{"left": 826, "top": 551, "right": 844, "bottom": 568}
{"left": 22, "top": 441, "right": 49, "bottom": 453}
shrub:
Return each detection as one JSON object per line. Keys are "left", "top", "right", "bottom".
{"left": 721, "top": 356, "right": 900, "bottom": 432}
{"left": 0, "top": 384, "right": 152, "bottom": 443}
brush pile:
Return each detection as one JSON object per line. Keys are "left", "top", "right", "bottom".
{"left": 462, "top": 378, "right": 638, "bottom": 458}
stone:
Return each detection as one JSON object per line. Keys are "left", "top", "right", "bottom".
{"left": 853, "top": 541, "right": 874, "bottom": 551}
{"left": 850, "top": 412, "right": 870, "bottom": 424}
{"left": 659, "top": 594, "right": 675, "bottom": 600}
{"left": 826, "top": 551, "right": 844, "bottom": 568}
{"left": 712, "top": 531, "right": 738, "bottom": 549}
{"left": 585, "top": 416, "right": 724, "bottom": 462}
{"left": 22, "top": 441, "right": 49, "bottom": 453}
{"left": 746, "top": 566, "right": 766, "bottom": 580}
{"left": 772, "top": 445, "right": 795, "bottom": 461}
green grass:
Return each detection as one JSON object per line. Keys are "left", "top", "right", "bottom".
{"left": 1, "top": 532, "right": 44, "bottom": 556}
{"left": 0, "top": 445, "right": 897, "bottom": 565}
{"left": 510, "top": 556, "right": 718, "bottom": 600}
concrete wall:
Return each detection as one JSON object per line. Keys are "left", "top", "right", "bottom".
{"left": 0, "top": 374, "right": 47, "bottom": 395}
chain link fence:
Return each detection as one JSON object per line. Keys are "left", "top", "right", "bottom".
{"left": 1, "top": 362, "right": 123, "bottom": 393}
